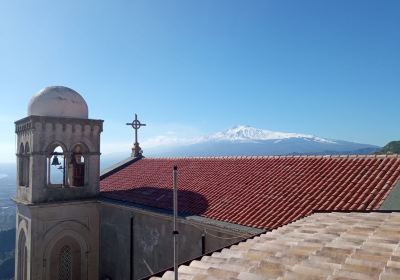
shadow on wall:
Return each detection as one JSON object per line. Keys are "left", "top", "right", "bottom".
{"left": 102, "top": 187, "right": 209, "bottom": 216}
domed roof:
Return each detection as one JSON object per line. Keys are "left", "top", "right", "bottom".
{"left": 28, "top": 86, "right": 88, "bottom": 119}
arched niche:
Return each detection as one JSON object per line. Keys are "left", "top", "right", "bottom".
{"left": 24, "top": 143, "right": 30, "bottom": 187}
{"left": 49, "top": 236, "right": 82, "bottom": 280}
{"left": 46, "top": 142, "right": 68, "bottom": 187}
{"left": 17, "top": 142, "right": 30, "bottom": 187}
{"left": 16, "top": 219, "right": 29, "bottom": 280}
{"left": 17, "top": 230, "right": 28, "bottom": 280}
{"left": 18, "top": 143, "right": 25, "bottom": 186}
{"left": 68, "top": 143, "right": 89, "bottom": 187}
{"left": 43, "top": 227, "right": 89, "bottom": 280}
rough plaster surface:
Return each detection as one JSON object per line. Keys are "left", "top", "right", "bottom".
{"left": 100, "top": 201, "right": 258, "bottom": 280}
{"left": 380, "top": 182, "right": 400, "bottom": 210}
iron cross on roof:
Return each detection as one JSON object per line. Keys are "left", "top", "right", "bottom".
{"left": 126, "top": 114, "right": 146, "bottom": 157}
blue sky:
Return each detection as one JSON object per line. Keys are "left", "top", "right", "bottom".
{"left": 0, "top": 0, "right": 399, "bottom": 162}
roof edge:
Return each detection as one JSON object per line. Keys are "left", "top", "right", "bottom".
{"left": 379, "top": 181, "right": 400, "bottom": 211}
{"left": 133, "top": 154, "right": 400, "bottom": 160}
{"left": 100, "top": 156, "right": 143, "bottom": 180}
{"left": 99, "top": 196, "right": 263, "bottom": 234}
{"left": 185, "top": 215, "right": 265, "bottom": 235}
{"left": 313, "top": 209, "right": 400, "bottom": 213}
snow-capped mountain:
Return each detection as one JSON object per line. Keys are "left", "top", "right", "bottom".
{"left": 205, "top": 125, "right": 336, "bottom": 144}
{"left": 143, "top": 125, "right": 379, "bottom": 157}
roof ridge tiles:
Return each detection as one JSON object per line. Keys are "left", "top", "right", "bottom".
{"left": 374, "top": 154, "right": 400, "bottom": 158}
{"left": 141, "top": 154, "right": 399, "bottom": 160}
{"left": 139, "top": 154, "right": 400, "bottom": 161}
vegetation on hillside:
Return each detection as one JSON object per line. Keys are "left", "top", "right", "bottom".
{"left": 0, "top": 258, "right": 14, "bottom": 280}
{"left": 375, "top": 141, "right": 400, "bottom": 155}
{"left": 0, "top": 228, "right": 15, "bottom": 280}
{"left": 0, "top": 207, "right": 15, "bottom": 232}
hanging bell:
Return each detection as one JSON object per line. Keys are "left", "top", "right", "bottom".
{"left": 51, "top": 155, "right": 61, "bottom": 166}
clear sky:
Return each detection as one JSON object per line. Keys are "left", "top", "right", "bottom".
{"left": 0, "top": 0, "right": 399, "bottom": 163}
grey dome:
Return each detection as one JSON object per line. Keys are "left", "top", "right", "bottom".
{"left": 28, "top": 86, "right": 88, "bottom": 119}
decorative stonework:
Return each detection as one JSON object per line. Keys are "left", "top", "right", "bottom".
{"left": 15, "top": 116, "right": 103, "bottom": 135}
{"left": 58, "top": 245, "right": 72, "bottom": 280}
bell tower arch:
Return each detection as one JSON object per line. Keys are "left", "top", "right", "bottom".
{"left": 14, "top": 86, "right": 103, "bottom": 280}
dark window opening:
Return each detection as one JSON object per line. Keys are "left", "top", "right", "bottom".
{"left": 18, "top": 143, "right": 25, "bottom": 186}
{"left": 68, "top": 145, "right": 86, "bottom": 187}
{"left": 18, "top": 143, "right": 30, "bottom": 187}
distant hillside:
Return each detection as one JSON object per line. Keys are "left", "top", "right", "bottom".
{"left": 0, "top": 228, "right": 15, "bottom": 280}
{"left": 375, "top": 141, "right": 400, "bottom": 155}
{"left": 101, "top": 126, "right": 380, "bottom": 169}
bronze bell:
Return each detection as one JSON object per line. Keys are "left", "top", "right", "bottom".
{"left": 51, "top": 155, "right": 61, "bottom": 166}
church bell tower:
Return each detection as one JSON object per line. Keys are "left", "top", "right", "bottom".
{"left": 14, "top": 86, "right": 103, "bottom": 280}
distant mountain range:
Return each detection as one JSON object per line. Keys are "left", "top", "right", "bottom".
{"left": 102, "top": 125, "right": 380, "bottom": 166}
{"left": 144, "top": 125, "right": 380, "bottom": 157}
{"left": 375, "top": 140, "right": 400, "bottom": 155}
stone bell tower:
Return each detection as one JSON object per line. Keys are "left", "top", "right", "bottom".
{"left": 14, "top": 86, "right": 103, "bottom": 280}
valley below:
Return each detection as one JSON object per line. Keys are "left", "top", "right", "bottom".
{"left": 0, "top": 164, "right": 16, "bottom": 280}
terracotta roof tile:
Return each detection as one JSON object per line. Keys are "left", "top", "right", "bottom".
{"left": 100, "top": 156, "right": 400, "bottom": 229}
{"left": 150, "top": 212, "right": 400, "bottom": 280}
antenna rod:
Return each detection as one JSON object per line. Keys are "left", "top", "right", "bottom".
{"left": 173, "top": 165, "right": 178, "bottom": 280}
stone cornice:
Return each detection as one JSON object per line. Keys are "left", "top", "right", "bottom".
{"left": 15, "top": 115, "right": 104, "bottom": 133}
{"left": 15, "top": 152, "right": 101, "bottom": 156}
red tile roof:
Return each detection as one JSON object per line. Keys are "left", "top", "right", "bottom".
{"left": 100, "top": 155, "right": 400, "bottom": 229}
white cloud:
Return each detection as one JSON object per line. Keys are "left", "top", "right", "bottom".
{"left": 141, "top": 135, "right": 202, "bottom": 148}
{"left": 101, "top": 123, "right": 206, "bottom": 154}
{"left": 0, "top": 142, "right": 17, "bottom": 163}
{"left": 101, "top": 141, "right": 132, "bottom": 155}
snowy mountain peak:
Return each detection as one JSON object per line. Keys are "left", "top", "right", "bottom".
{"left": 209, "top": 125, "right": 336, "bottom": 144}
{"left": 137, "top": 124, "right": 379, "bottom": 157}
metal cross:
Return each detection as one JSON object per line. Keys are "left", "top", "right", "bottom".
{"left": 126, "top": 114, "right": 146, "bottom": 157}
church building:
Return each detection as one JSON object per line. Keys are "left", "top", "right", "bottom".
{"left": 14, "top": 86, "right": 400, "bottom": 280}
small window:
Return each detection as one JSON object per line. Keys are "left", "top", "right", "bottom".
{"left": 58, "top": 245, "right": 72, "bottom": 280}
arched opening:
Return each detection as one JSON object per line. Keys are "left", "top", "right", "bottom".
{"left": 68, "top": 144, "right": 86, "bottom": 187}
{"left": 47, "top": 145, "right": 66, "bottom": 186}
{"left": 18, "top": 143, "right": 25, "bottom": 186}
{"left": 24, "top": 143, "right": 30, "bottom": 187}
{"left": 49, "top": 236, "right": 82, "bottom": 280}
{"left": 17, "top": 230, "right": 27, "bottom": 280}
